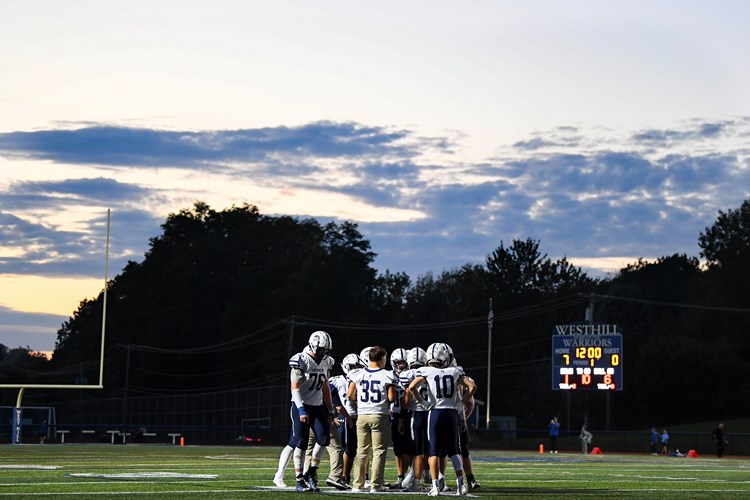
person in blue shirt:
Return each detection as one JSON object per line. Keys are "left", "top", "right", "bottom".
{"left": 660, "top": 429, "right": 669, "bottom": 455}
{"left": 650, "top": 427, "right": 659, "bottom": 455}
{"left": 548, "top": 417, "right": 560, "bottom": 453}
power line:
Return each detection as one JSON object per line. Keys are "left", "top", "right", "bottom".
{"left": 590, "top": 293, "right": 750, "bottom": 313}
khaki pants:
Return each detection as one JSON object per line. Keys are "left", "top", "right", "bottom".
{"left": 302, "top": 421, "right": 344, "bottom": 480}
{"left": 327, "top": 420, "right": 344, "bottom": 480}
{"left": 353, "top": 413, "right": 391, "bottom": 490}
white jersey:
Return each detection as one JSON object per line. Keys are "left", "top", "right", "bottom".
{"left": 289, "top": 352, "right": 335, "bottom": 406}
{"left": 390, "top": 369, "right": 405, "bottom": 415}
{"left": 330, "top": 374, "right": 357, "bottom": 416}
{"left": 400, "top": 368, "right": 430, "bottom": 412}
{"left": 414, "top": 365, "right": 466, "bottom": 410}
{"left": 348, "top": 367, "right": 397, "bottom": 415}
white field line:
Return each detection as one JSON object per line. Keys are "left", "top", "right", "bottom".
{"left": 0, "top": 487, "right": 476, "bottom": 497}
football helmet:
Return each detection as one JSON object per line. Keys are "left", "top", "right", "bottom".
{"left": 407, "top": 347, "right": 427, "bottom": 369}
{"left": 445, "top": 343, "right": 457, "bottom": 366}
{"left": 341, "top": 353, "right": 363, "bottom": 375}
{"left": 359, "top": 346, "right": 373, "bottom": 366}
{"left": 308, "top": 330, "right": 332, "bottom": 359}
{"left": 390, "top": 348, "right": 408, "bottom": 372}
{"left": 426, "top": 342, "right": 451, "bottom": 367}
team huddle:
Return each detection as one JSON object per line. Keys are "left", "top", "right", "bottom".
{"left": 273, "top": 330, "right": 480, "bottom": 496}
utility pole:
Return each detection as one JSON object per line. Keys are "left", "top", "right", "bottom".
{"left": 285, "top": 317, "right": 296, "bottom": 383}
{"left": 121, "top": 344, "right": 131, "bottom": 427}
{"left": 486, "top": 299, "right": 493, "bottom": 430}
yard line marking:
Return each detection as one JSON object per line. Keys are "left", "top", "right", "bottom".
{"left": 0, "top": 465, "right": 60, "bottom": 470}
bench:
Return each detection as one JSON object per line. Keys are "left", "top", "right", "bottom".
{"left": 133, "top": 431, "right": 157, "bottom": 443}
{"left": 56, "top": 430, "right": 70, "bottom": 444}
{"left": 81, "top": 430, "right": 96, "bottom": 442}
{"left": 106, "top": 430, "right": 120, "bottom": 444}
{"left": 168, "top": 433, "right": 181, "bottom": 445}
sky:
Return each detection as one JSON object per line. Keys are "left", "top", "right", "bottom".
{"left": 2, "top": 1, "right": 750, "bottom": 353}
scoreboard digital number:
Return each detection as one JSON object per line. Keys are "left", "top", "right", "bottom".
{"left": 552, "top": 324, "right": 623, "bottom": 391}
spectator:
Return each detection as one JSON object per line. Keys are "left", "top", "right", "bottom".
{"left": 660, "top": 429, "right": 669, "bottom": 455}
{"left": 712, "top": 423, "right": 728, "bottom": 458}
{"left": 650, "top": 427, "right": 659, "bottom": 455}
{"left": 548, "top": 417, "right": 560, "bottom": 453}
{"left": 39, "top": 420, "right": 48, "bottom": 444}
{"left": 579, "top": 424, "right": 592, "bottom": 454}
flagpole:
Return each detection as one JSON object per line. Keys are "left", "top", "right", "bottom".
{"left": 486, "top": 298, "right": 493, "bottom": 430}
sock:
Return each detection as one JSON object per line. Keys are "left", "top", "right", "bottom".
{"left": 449, "top": 454, "right": 464, "bottom": 473}
{"left": 277, "top": 445, "right": 293, "bottom": 475}
{"left": 293, "top": 447, "right": 304, "bottom": 476}
{"left": 312, "top": 442, "right": 327, "bottom": 461}
{"left": 467, "top": 474, "right": 475, "bottom": 482}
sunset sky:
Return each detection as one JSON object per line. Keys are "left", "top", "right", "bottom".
{"left": 2, "top": 1, "right": 749, "bottom": 353}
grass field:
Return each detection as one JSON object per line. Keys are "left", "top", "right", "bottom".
{"left": 1, "top": 444, "right": 748, "bottom": 499}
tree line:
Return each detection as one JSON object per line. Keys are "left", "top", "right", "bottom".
{"left": 2, "top": 199, "right": 749, "bottom": 430}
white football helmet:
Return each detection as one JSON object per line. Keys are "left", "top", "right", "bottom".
{"left": 426, "top": 342, "right": 451, "bottom": 367}
{"left": 407, "top": 347, "right": 427, "bottom": 369}
{"left": 341, "top": 353, "right": 363, "bottom": 375}
{"left": 359, "top": 346, "right": 373, "bottom": 365}
{"left": 308, "top": 330, "right": 332, "bottom": 359}
{"left": 390, "top": 348, "right": 408, "bottom": 372}
{"left": 445, "top": 343, "right": 457, "bottom": 366}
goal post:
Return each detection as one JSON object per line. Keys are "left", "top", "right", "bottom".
{"left": 1, "top": 210, "right": 111, "bottom": 443}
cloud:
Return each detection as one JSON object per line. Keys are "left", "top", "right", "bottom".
{"left": 630, "top": 118, "right": 744, "bottom": 146}
{"left": 0, "top": 122, "right": 444, "bottom": 167}
{"left": 0, "top": 190, "right": 163, "bottom": 277}
{"left": 0, "top": 306, "right": 65, "bottom": 351}
{"left": 1, "top": 119, "right": 749, "bottom": 287}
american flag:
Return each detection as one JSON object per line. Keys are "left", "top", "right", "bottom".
{"left": 487, "top": 306, "right": 494, "bottom": 329}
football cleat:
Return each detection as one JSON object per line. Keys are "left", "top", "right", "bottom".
{"left": 401, "top": 470, "right": 413, "bottom": 489}
{"left": 457, "top": 478, "right": 468, "bottom": 495}
{"left": 427, "top": 484, "right": 440, "bottom": 496}
{"left": 400, "top": 480, "right": 422, "bottom": 492}
{"left": 304, "top": 467, "right": 320, "bottom": 492}
{"left": 326, "top": 477, "right": 350, "bottom": 490}
{"left": 469, "top": 478, "right": 481, "bottom": 489}
{"left": 295, "top": 478, "right": 311, "bottom": 492}
{"left": 273, "top": 472, "right": 286, "bottom": 488}
{"left": 439, "top": 476, "right": 452, "bottom": 492}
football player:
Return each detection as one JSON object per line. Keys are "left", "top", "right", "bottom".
{"left": 273, "top": 331, "right": 336, "bottom": 492}
{"left": 408, "top": 342, "right": 476, "bottom": 496}
{"left": 400, "top": 346, "right": 429, "bottom": 492}
{"left": 387, "top": 347, "right": 412, "bottom": 490}
{"left": 451, "top": 350, "right": 481, "bottom": 490}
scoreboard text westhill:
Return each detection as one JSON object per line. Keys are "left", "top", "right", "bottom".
{"left": 551, "top": 323, "right": 623, "bottom": 391}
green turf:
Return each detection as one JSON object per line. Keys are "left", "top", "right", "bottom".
{"left": 0, "top": 444, "right": 748, "bottom": 499}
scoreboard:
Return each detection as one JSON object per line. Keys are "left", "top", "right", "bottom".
{"left": 551, "top": 324, "right": 623, "bottom": 391}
